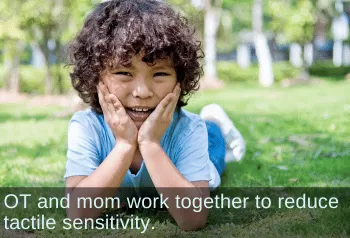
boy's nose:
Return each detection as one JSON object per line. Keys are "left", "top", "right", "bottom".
{"left": 132, "top": 82, "right": 153, "bottom": 99}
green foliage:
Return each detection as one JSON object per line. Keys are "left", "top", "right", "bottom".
{"left": 0, "top": 0, "right": 99, "bottom": 94}
{"left": 216, "top": 2, "right": 253, "bottom": 52}
{"left": 18, "top": 66, "right": 46, "bottom": 94}
{"left": 217, "top": 62, "right": 258, "bottom": 82}
{"left": 60, "top": 0, "right": 101, "bottom": 43}
{"left": 309, "top": 61, "right": 350, "bottom": 77}
{"left": 0, "top": 0, "right": 26, "bottom": 40}
{"left": 166, "top": 0, "right": 255, "bottom": 53}
{"left": 0, "top": 67, "right": 4, "bottom": 88}
{"left": 217, "top": 61, "right": 300, "bottom": 82}
{"left": 268, "top": 0, "right": 316, "bottom": 45}
{"left": 0, "top": 65, "right": 71, "bottom": 94}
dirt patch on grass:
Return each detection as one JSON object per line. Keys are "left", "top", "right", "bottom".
{"left": 0, "top": 90, "right": 81, "bottom": 108}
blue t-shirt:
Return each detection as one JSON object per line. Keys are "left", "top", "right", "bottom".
{"left": 64, "top": 108, "right": 211, "bottom": 196}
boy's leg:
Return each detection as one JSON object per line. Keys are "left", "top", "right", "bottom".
{"left": 200, "top": 104, "right": 246, "bottom": 162}
{"left": 204, "top": 120, "right": 225, "bottom": 190}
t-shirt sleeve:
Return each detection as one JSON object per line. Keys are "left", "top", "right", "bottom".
{"left": 64, "top": 114, "right": 101, "bottom": 179}
{"left": 175, "top": 120, "right": 211, "bottom": 182}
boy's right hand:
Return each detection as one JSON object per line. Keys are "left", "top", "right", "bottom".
{"left": 97, "top": 82, "right": 138, "bottom": 147}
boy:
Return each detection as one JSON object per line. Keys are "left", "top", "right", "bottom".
{"left": 65, "top": 0, "right": 245, "bottom": 231}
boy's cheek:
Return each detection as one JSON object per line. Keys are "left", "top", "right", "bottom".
{"left": 106, "top": 84, "right": 128, "bottom": 99}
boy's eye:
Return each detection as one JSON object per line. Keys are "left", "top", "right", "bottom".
{"left": 114, "top": 72, "right": 132, "bottom": 76}
{"left": 154, "top": 72, "right": 170, "bottom": 77}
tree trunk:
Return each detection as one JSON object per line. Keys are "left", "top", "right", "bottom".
{"left": 37, "top": 41, "right": 54, "bottom": 94}
{"left": 54, "top": 41, "right": 64, "bottom": 94}
{"left": 237, "top": 44, "right": 251, "bottom": 69}
{"left": 45, "top": 63, "right": 54, "bottom": 95}
{"left": 289, "top": 43, "right": 303, "bottom": 67}
{"left": 3, "top": 40, "right": 22, "bottom": 93}
{"left": 252, "top": 0, "right": 274, "bottom": 87}
{"left": 343, "top": 44, "right": 350, "bottom": 66}
{"left": 303, "top": 43, "right": 313, "bottom": 67}
{"left": 298, "top": 44, "right": 310, "bottom": 81}
{"left": 333, "top": 40, "right": 343, "bottom": 67}
{"left": 204, "top": 1, "right": 220, "bottom": 82}
{"left": 313, "top": 15, "right": 328, "bottom": 45}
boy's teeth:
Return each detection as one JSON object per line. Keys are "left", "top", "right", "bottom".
{"left": 132, "top": 108, "right": 149, "bottom": 112}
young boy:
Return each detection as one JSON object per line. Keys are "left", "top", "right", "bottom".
{"left": 65, "top": 0, "right": 245, "bottom": 231}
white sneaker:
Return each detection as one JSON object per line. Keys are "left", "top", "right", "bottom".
{"left": 200, "top": 104, "right": 246, "bottom": 162}
{"left": 208, "top": 160, "right": 221, "bottom": 190}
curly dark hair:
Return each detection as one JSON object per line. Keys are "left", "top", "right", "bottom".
{"left": 68, "top": 0, "right": 204, "bottom": 114}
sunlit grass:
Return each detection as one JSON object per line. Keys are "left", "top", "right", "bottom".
{"left": 0, "top": 78, "right": 349, "bottom": 236}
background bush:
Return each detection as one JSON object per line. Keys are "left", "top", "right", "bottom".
{"left": 217, "top": 61, "right": 300, "bottom": 83}
{"left": 309, "top": 60, "right": 350, "bottom": 78}
{"left": 0, "top": 64, "right": 72, "bottom": 94}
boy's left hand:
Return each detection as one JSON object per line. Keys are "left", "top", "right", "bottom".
{"left": 138, "top": 83, "right": 181, "bottom": 147}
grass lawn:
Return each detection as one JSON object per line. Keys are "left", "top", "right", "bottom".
{"left": 0, "top": 78, "right": 349, "bottom": 237}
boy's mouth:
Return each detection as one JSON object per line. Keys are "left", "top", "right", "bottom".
{"left": 125, "top": 107, "right": 155, "bottom": 122}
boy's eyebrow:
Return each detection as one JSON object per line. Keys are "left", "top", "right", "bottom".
{"left": 115, "top": 64, "right": 135, "bottom": 70}
{"left": 152, "top": 65, "right": 173, "bottom": 70}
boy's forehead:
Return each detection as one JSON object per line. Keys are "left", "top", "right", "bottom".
{"left": 118, "top": 53, "right": 175, "bottom": 68}
{"left": 149, "top": 57, "right": 174, "bottom": 67}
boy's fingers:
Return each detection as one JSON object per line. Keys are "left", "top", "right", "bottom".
{"left": 109, "top": 95, "right": 129, "bottom": 122}
{"left": 97, "top": 82, "right": 108, "bottom": 103}
{"left": 97, "top": 83, "right": 103, "bottom": 103}
{"left": 153, "top": 93, "right": 173, "bottom": 117}
{"left": 152, "top": 84, "right": 180, "bottom": 118}
{"left": 100, "top": 82, "right": 113, "bottom": 103}
{"left": 99, "top": 82, "right": 109, "bottom": 94}
{"left": 106, "top": 95, "right": 116, "bottom": 113}
{"left": 109, "top": 94, "right": 123, "bottom": 111}
{"left": 97, "top": 82, "right": 114, "bottom": 120}
{"left": 164, "top": 84, "right": 181, "bottom": 115}
{"left": 97, "top": 84, "right": 108, "bottom": 112}
{"left": 163, "top": 94, "right": 177, "bottom": 116}
{"left": 109, "top": 94, "right": 132, "bottom": 125}
{"left": 99, "top": 82, "right": 114, "bottom": 106}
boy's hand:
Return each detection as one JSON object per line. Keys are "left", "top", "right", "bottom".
{"left": 97, "top": 82, "right": 138, "bottom": 146}
{"left": 138, "top": 83, "right": 181, "bottom": 147}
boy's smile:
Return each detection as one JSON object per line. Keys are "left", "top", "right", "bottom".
{"left": 124, "top": 106, "right": 155, "bottom": 125}
{"left": 101, "top": 53, "right": 177, "bottom": 129}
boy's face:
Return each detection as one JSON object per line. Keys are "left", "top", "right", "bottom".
{"left": 101, "top": 53, "right": 177, "bottom": 129}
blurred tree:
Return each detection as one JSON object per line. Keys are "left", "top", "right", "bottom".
{"left": 2, "top": 0, "right": 98, "bottom": 95}
{"left": 268, "top": 0, "right": 317, "bottom": 80}
{"left": 168, "top": 0, "right": 277, "bottom": 86}
{"left": 18, "top": 0, "right": 74, "bottom": 94}
{"left": 253, "top": 0, "right": 274, "bottom": 87}
{"left": 54, "top": 0, "right": 99, "bottom": 94}
{"left": 168, "top": 0, "right": 245, "bottom": 84}
{"left": 312, "top": 0, "right": 336, "bottom": 44}
{"left": 168, "top": 0, "right": 223, "bottom": 85}
{"left": 169, "top": 0, "right": 254, "bottom": 52}
{"left": 0, "top": 0, "right": 99, "bottom": 94}
{"left": 202, "top": 0, "right": 222, "bottom": 83}
{"left": 0, "top": 0, "right": 26, "bottom": 93}
{"left": 217, "top": 0, "right": 252, "bottom": 53}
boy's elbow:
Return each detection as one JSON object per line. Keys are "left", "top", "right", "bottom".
{"left": 66, "top": 208, "right": 82, "bottom": 220}
{"left": 66, "top": 208, "right": 101, "bottom": 221}
{"left": 178, "top": 217, "right": 207, "bottom": 231}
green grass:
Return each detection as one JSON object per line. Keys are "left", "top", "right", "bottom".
{"left": 186, "top": 79, "right": 350, "bottom": 187}
{"left": 1, "top": 78, "right": 349, "bottom": 237}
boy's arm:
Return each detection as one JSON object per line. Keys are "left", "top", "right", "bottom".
{"left": 66, "top": 142, "right": 136, "bottom": 219}
{"left": 66, "top": 82, "right": 139, "bottom": 219}
{"left": 139, "top": 142, "right": 209, "bottom": 231}
{"left": 138, "top": 84, "right": 210, "bottom": 231}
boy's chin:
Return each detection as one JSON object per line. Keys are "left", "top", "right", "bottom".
{"left": 134, "top": 120, "right": 144, "bottom": 129}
